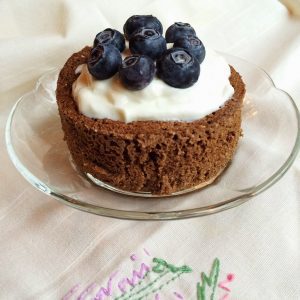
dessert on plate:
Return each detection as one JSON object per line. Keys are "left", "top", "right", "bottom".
{"left": 56, "top": 15, "right": 245, "bottom": 195}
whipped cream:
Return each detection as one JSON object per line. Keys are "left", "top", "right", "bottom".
{"left": 72, "top": 48, "right": 234, "bottom": 122}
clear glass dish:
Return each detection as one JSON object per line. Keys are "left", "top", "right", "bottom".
{"left": 5, "top": 54, "right": 300, "bottom": 220}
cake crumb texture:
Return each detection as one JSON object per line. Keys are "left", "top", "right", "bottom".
{"left": 56, "top": 47, "right": 245, "bottom": 195}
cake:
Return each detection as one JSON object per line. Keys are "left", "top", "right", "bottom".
{"left": 56, "top": 16, "right": 245, "bottom": 195}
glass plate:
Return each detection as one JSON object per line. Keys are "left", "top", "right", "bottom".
{"left": 5, "top": 54, "right": 300, "bottom": 220}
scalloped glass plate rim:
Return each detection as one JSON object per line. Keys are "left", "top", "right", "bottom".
{"left": 5, "top": 53, "right": 300, "bottom": 220}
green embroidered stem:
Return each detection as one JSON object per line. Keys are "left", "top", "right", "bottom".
{"left": 134, "top": 271, "right": 184, "bottom": 300}
{"left": 117, "top": 271, "right": 169, "bottom": 300}
{"left": 197, "top": 258, "right": 220, "bottom": 300}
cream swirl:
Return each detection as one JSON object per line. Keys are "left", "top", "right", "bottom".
{"left": 72, "top": 48, "right": 234, "bottom": 123}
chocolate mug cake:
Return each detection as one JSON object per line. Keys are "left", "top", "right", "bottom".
{"left": 56, "top": 15, "right": 245, "bottom": 195}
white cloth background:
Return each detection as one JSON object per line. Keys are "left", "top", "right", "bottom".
{"left": 1, "top": 0, "right": 300, "bottom": 299}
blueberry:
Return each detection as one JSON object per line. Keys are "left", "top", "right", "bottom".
{"left": 156, "top": 48, "right": 200, "bottom": 88}
{"left": 119, "top": 55, "right": 155, "bottom": 90}
{"left": 129, "top": 28, "right": 166, "bottom": 60}
{"left": 87, "top": 45, "right": 122, "bottom": 80}
{"left": 173, "top": 35, "right": 206, "bottom": 63}
{"left": 93, "top": 28, "right": 125, "bottom": 52}
{"left": 165, "top": 22, "right": 196, "bottom": 43}
{"left": 123, "top": 15, "right": 163, "bottom": 39}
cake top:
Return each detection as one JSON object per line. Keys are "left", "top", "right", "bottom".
{"left": 72, "top": 15, "right": 235, "bottom": 123}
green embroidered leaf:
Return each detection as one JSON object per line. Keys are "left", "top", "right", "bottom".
{"left": 152, "top": 258, "right": 193, "bottom": 274}
{"left": 196, "top": 258, "right": 220, "bottom": 300}
{"left": 178, "top": 265, "right": 193, "bottom": 273}
{"left": 152, "top": 258, "right": 168, "bottom": 273}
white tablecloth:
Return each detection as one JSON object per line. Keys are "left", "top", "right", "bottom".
{"left": 1, "top": 0, "right": 300, "bottom": 299}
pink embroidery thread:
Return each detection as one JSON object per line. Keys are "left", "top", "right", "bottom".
{"left": 118, "top": 262, "right": 150, "bottom": 293}
{"left": 77, "top": 283, "right": 97, "bottom": 300}
{"left": 219, "top": 293, "right": 229, "bottom": 300}
{"left": 218, "top": 273, "right": 235, "bottom": 292}
{"left": 94, "top": 271, "right": 118, "bottom": 300}
{"left": 63, "top": 284, "right": 80, "bottom": 300}
{"left": 118, "top": 279, "right": 127, "bottom": 294}
{"left": 174, "top": 291, "right": 184, "bottom": 299}
{"left": 130, "top": 254, "right": 138, "bottom": 261}
{"left": 144, "top": 248, "right": 151, "bottom": 256}
{"left": 227, "top": 274, "right": 234, "bottom": 281}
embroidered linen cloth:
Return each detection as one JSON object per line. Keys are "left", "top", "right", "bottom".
{"left": 1, "top": 0, "right": 300, "bottom": 299}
